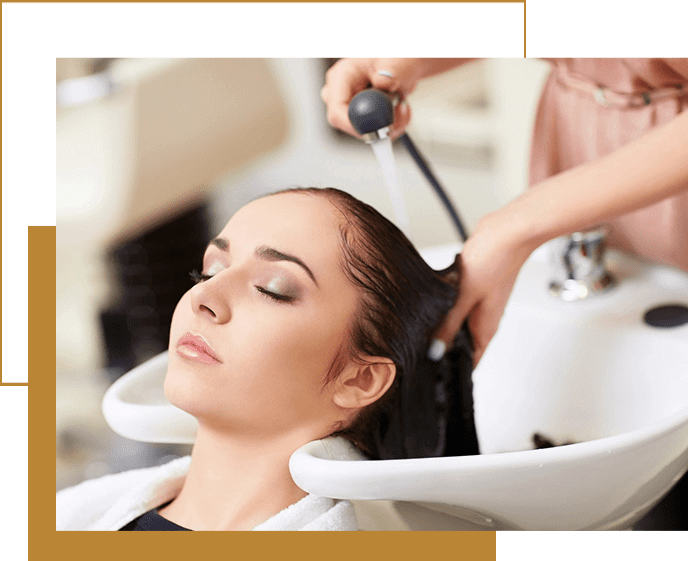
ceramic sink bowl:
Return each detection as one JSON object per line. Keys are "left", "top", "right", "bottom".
{"left": 290, "top": 242, "right": 688, "bottom": 530}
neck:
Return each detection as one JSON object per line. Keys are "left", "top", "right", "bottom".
{"left": 158, "top": 425, "right": 312, "bottom": 531}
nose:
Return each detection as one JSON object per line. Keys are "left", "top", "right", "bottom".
{"left": 189, "top": 274, "right": 232, "bottom": 323}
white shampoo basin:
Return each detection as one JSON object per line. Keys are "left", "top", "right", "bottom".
{"left": 102, "top": 351, "right": 198, "bottom": 445}
{"left": 291, "top": 243, "right": 688, "bottom": 530}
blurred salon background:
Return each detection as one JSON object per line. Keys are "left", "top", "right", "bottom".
{"left": 56, "top": 58, "right": 682, "bottom": 529}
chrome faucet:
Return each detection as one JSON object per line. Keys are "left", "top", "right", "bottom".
{"left": 549, "top": 227, "right": 617, "bottom": 301}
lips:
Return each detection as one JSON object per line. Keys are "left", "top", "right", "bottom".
{"left": 176, "top": 332, "right": 221, "bottom": 364}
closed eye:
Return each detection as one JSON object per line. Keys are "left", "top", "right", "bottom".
{"left": 190, "top": 270, "right": 296, "bottom": 304}
{"left": 255, "top": 286, "right": 296, "bottom": 304}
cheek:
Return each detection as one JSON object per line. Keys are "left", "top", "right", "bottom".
{"left": 227, "top": 308, "right": 348, "bottom": 420}
{"left": 246, "top": 306, "right": 346, "bottom": 376}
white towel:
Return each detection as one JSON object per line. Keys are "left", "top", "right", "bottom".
{"left": 254, "top": 494, "right": 355, "bottom": 531}
{"left": 57, "top": 456, "right": 192, "bottom": 531}
{"left": 57, "top": 444, "right": 359, "bottom": 531}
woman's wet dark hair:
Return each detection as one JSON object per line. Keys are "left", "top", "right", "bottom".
{"left": 268, "top": 187, "right": 479, "bottom": 460}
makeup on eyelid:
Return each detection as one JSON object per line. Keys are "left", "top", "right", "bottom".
{"left": 206, "top": 261, "right": 225, "bottom": 276}
{"left": 194, "top": 260, "right": 301, "bottom": 301}
{"left": 265, "top": 275, "right": 301, "bottom": 299}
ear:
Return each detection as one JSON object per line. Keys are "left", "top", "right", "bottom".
{"left": 332, "top": 358, "right": 396, "bottom": 410}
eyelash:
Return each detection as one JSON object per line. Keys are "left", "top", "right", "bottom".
{"left": 189, "top": 270, "right": 211, "bottom": 284}
{"left": 189, "top": 269, "right": 295, "bottom": 304}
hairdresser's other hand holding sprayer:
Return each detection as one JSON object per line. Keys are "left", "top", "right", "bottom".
{"left": 321, "top": 58, "right": 470, "bottom": 139}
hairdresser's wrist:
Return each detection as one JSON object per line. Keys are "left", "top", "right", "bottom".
{"left": 476, "top": 205, "right": 543, "bottom": 266}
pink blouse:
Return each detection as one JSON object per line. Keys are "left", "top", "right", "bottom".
{"left": 529, "top": 59, "right": 688, "bottom": 271}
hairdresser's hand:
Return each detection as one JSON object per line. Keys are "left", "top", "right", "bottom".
{"left": 320, "top": 58, "right": 422, "bottom": 139}
{"left": 431, "top": 213, "right": 536, "bottom": 367}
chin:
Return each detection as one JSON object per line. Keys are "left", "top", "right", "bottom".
{"left": 163, "top": 357, "right": 235, "bottom": 429}
{"left": 163, "top": 358, "right": 206, "bottom": 417}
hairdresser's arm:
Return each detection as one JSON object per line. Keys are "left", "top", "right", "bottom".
{"left": 434, "top": 109, "right": 688, "bottom": 366}
{"left": 321, "top": 58, "right": 473, "bottom": 139}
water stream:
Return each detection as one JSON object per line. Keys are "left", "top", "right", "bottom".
{"left": 370, "top": 137, "right": 411, "bottom": 240}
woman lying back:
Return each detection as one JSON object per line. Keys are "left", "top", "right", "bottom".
{"left": 57, "top": 187, "right": 477, "bottom": 531}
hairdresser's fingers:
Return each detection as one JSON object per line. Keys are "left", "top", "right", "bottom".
{"left": 322, "top": 58, "right": 421, "bottom": 138}
{"left": 467, "top": 301, "right": 502, "bottom": 367}
{"left": 427, "top": 253, "right": 466, "bottom": 360}
{"left": 467, "top": 267, "right": 518, "bottom": 366}
{"left": 369, "top": 60, "right": 419, "bottom": 139}
{"left": 369, "top": 58, "right": 422, "bottom": 97}
{"left": 369, "top": 67, "right": 401, "bottom": 93}
{"left": 390, "top": 102, "right": 412, "bottom": 139}
{"left": 364, "top": 69, "right": 413, "bottom": 139}
{"left": 322, "top": 59, "right": 375, "bottom": 137}
{"left": 428, "top": 290, "right": 476, "bottom": 362}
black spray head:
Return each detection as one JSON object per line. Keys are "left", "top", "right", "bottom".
{"left": 348, "top": 89, "right": 395, "bottom": 143}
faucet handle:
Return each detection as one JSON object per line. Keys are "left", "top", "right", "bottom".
{"left": 549, "top": 227, "right": 617, "bottom": 301}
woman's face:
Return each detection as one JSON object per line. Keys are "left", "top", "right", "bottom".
{"left": 165, "top": 192, "right": 359, "bottom": 440}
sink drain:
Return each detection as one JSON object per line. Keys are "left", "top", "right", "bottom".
{"left": 643, "top": 304, "right": 688, "bottom": 328}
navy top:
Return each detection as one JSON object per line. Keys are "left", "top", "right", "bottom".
{"left": 119, "top": 502, "right": 190, "bottom": 531}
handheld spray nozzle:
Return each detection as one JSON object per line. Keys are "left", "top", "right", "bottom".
{"left": 348, "top": 89, "right": 397, "bottom": 143}
{"left": 347, "top": 88, "right": 470, "bottom": 242}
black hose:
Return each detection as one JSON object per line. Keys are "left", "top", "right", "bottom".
{"left": 398, "top": 133, "right": 469, "bottom": 243}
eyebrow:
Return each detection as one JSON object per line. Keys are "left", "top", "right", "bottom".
{"left": 209, "top": 237, "right": 229, "bottom": 251}
{"left": 255, "top": 245, "right": 318, "bottom": 286}
{"left": 207, "top": 237, "right": 318, "bottom": 286}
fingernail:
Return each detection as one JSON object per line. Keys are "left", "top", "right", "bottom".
{"left": 427, "top": 338, "right": 447, "bottom": 362}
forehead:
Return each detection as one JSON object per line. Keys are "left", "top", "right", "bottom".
{"left": 218, "top": 192, "right": 344, "bottom": 267}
